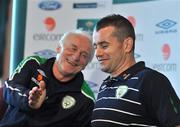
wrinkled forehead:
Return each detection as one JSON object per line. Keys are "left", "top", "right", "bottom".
{"left": 64, "top": 34, "right": 91, "bottom": 47}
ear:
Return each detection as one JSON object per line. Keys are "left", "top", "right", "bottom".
{"left": 123, "top": 37, "right": 134, "bottom": 53}
{"left": 56, "top": 46, "right": 61, "bottom": 54}
{"left": 82, "top": 64, "right": 87, "bottom": 71}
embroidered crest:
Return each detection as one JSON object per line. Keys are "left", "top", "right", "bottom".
{"left": 62, "top": 95, "right": 76, "bottom": 109}
{"left": 116, "top": 85, "right": 128, "bottom": 98}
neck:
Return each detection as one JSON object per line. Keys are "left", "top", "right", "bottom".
{"left": 111, "top": 57, "right": 136, "bottom": 77}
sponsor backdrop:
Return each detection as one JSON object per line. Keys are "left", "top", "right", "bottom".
{"left": 24, "top": 0, "right": 180, "bottom": 98}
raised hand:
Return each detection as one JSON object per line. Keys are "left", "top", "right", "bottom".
{"left": 28, "top": 81, "right": 46, "bottom": 109}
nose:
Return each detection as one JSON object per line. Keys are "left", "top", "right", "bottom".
{"left": 95, "top": 47, "right": 103, "bottom": 58}
{"left": 72, "top": 51, "right": 80, "bottom": 61}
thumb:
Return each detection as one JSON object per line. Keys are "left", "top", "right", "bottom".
{"left": 39, "top": 80, "right": 46, "bottom": 91}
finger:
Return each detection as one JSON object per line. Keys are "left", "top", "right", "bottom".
{"left": 32, "top": 87, "right": 41, "bottom": 96}
{"left": 39, "top": 80, "right": 46, "bottom": 91}
{"left": 28, "top": 99, "right": 34, "bottom": 106}
{"left": 31, "top": 87, "right": 39, "bottom": 93}
{"left": 29, "top": 87, "right": 41, "bottom": 100}
{"left": 29, "top": 92, "right": 40, "bottom": 101}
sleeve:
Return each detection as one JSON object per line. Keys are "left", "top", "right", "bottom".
{"left": 75, "top": 99, "right": 94, "bottom": 127}
{"left": 3, "top": 56, "right": 40, "bottom": 111}
{"left": 142, "top": 70, "right": 180, "bottom": 127}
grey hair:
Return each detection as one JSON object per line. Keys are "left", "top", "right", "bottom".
{"left": 58, "top": 29, "right": 94, "bottom": 63}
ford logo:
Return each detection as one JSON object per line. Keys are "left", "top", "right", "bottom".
{"left": 39, "top": 1, "right": 62, "bottom": 10}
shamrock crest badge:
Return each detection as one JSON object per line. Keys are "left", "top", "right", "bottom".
{"left": 62, "top": 95, "right": 76, "bottom": 109}
{"left": 116, "top": 85, "right": 128, "bottom": 98}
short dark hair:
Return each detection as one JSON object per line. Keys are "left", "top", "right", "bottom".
{"left": 95, "top": 14, "right": 135, "bottom": 47}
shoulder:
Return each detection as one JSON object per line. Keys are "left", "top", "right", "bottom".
{"left": 16, "top": 55, "right": 48, "bottom": 69}
{"left": 21, "top": 55, "right": 48, "bottom": 65}
{"left": 143, "top": 67, "right": 170, "bottom": 85}
{"left": 81, "top": 80, "right": 95, "bottom": 102}
{"left": 9, "top": 56, "right": 48, "bottom": 80}
{"left": 141, "top": 67, "right": 174, "bottom": 96}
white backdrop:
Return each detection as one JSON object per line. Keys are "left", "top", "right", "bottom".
{"left": 24, "top": 0, "right": 180, "bottom": 98}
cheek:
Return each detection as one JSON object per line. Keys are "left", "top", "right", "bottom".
{"left": 108, "top": 49, "right": 121, "bottom": 61}
{"left": 103, "top": 49, "right": 112, "bottom": 58}
{"left": 80, "top": 60, "right": 88, "bottom": 68}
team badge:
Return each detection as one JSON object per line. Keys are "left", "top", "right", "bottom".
{"left": 116, "top": 85, "right": 128, "bottom": 98}
{"left": 62, "top": 95, "right": 76, "bottom": 109}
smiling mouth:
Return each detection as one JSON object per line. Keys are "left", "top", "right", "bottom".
{"left": 67, "top": 59, "right": 78, "bottom": 66}
{"left": 98, "top": 60, "right": 106, "bottom": 65}
{"left": 98, "top": 58, "right": 107, "bottom": 62}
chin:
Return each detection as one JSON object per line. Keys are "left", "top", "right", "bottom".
{"left": 100, "top": 67, "right": 108, "bottom": 73}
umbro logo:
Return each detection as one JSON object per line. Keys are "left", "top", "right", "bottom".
{"left": 156, "top": 19, "right": 176, "bottom": 29}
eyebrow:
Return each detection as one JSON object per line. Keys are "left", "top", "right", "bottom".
{"left": 95, "top": 41, "right": 109, "bottom": 45}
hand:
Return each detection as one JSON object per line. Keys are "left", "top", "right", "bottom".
{"left": 28, "top": 81, "right": 46, "bottom": 109}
